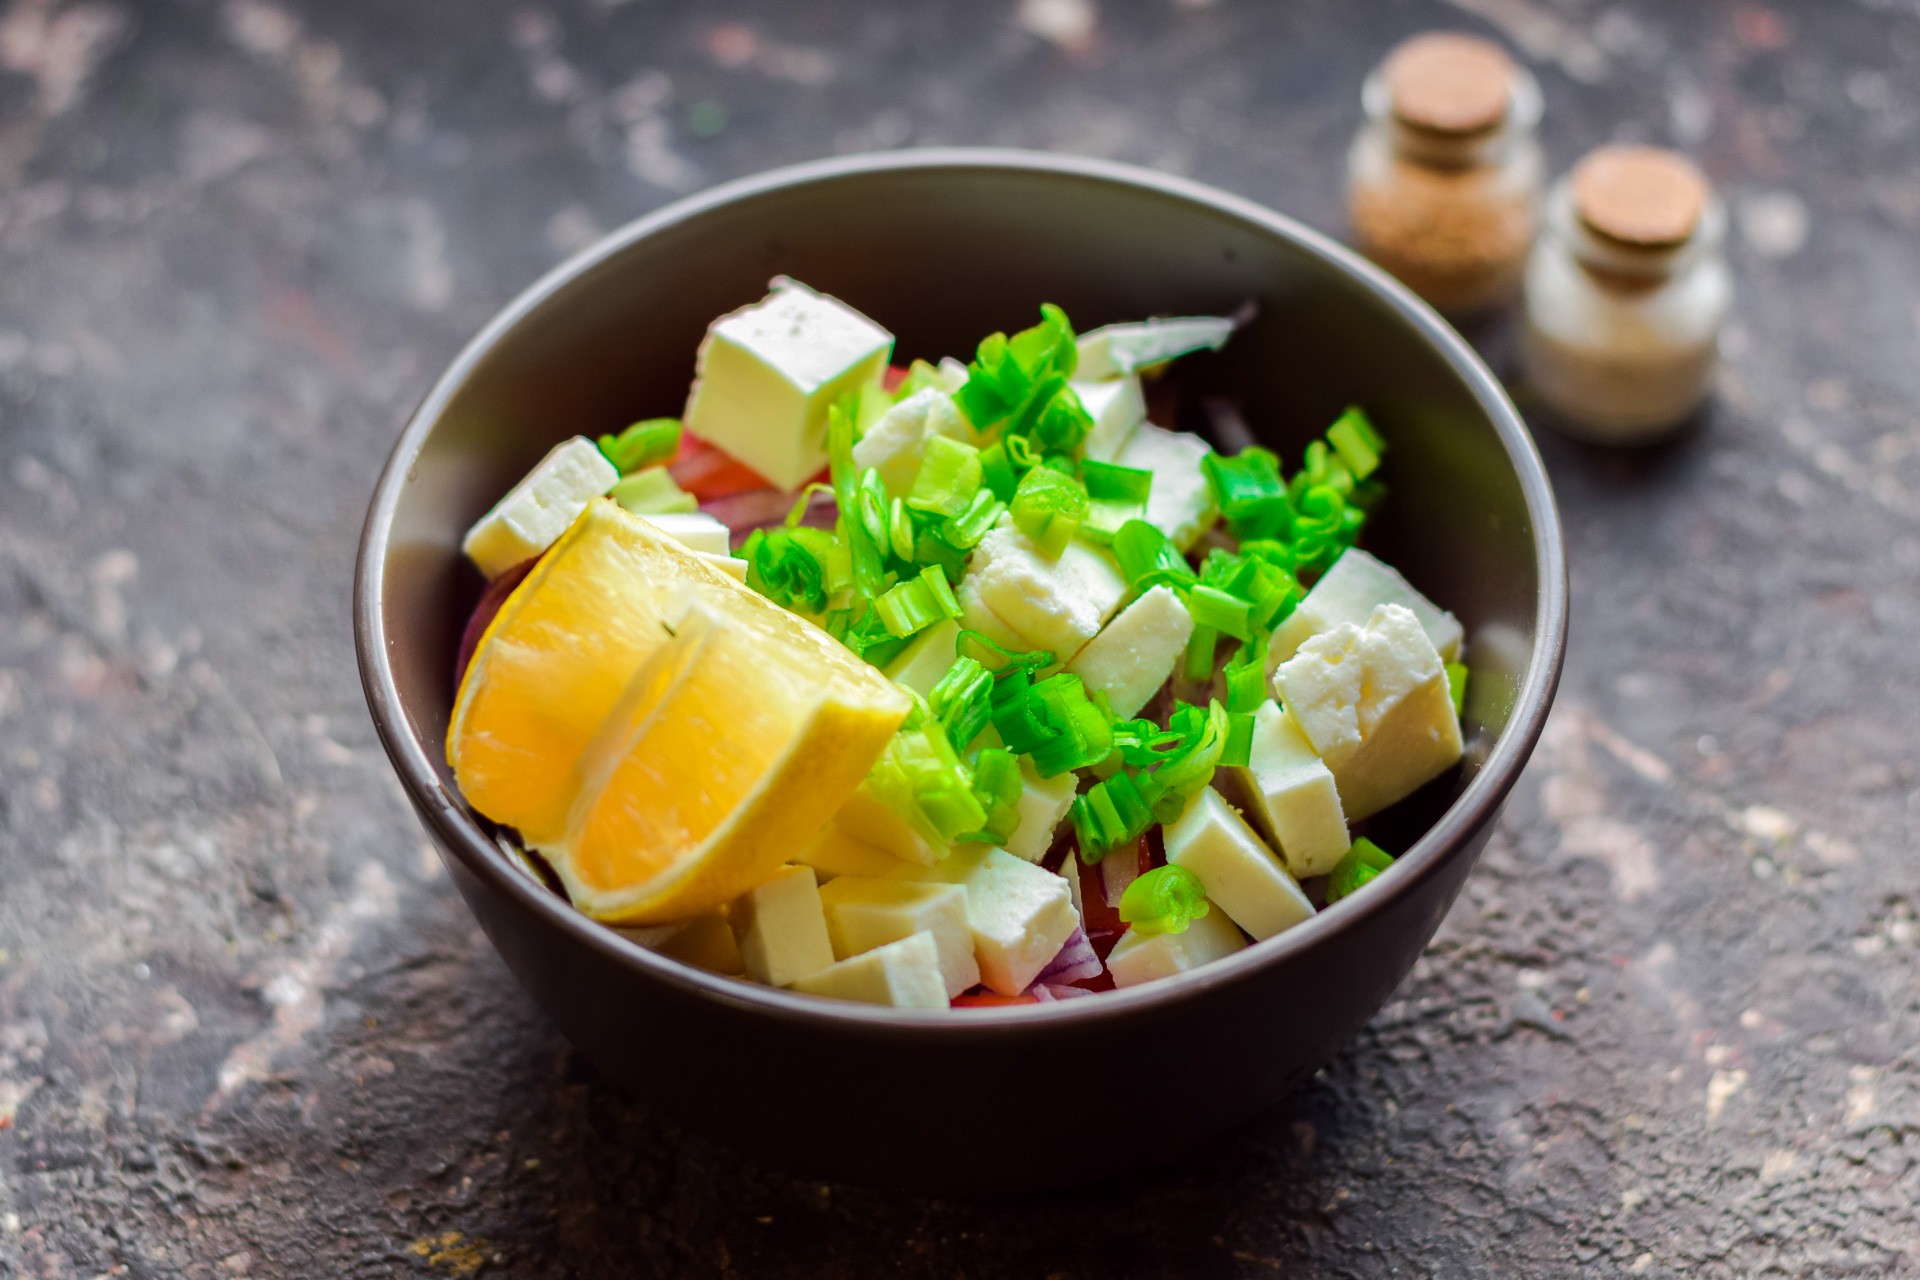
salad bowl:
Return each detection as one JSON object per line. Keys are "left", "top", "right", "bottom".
{"left": 354, "top": 148, "right": 1565, "bottom": 1192}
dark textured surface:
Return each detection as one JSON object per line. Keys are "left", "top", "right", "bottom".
{"left": 1, "top": 0, "right": 1915, "bottom": 1275}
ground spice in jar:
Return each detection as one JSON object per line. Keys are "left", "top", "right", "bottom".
{"left": 1346, "top": 33, "right": 1544, "bottom": 316}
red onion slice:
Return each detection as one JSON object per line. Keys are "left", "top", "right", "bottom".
{"left": 1034, "top": 927, "right": 1103, "bottom": 986}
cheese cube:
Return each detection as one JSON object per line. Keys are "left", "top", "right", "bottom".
{"left": 883, "top": 618, "right": 963, "bottom": 699}
{"left": 1075, "top": 315, "right": 1235, "bottom": 381}
{"left": 966, "top": 520, "right": 1129, "bottom": 660}
{"left": 851, "top": 388, "right": 971, "bottom": 496}
{"left": 1116, "top": 424, "right": 1218, "bottom": 551}
{"left": 682, "top": 280, "right": 894, "bottom": 490}
{"left": 999, "top": 755, "right": 1078, "bottom": 863}
{"left": 1073, "top": 376, "right": 1147, "bottom": 462}
{"left": 698, "top": 552, "right": 749, "bottom": 581}
{"left": 461, "top": 437, "right": 619, "bottom": 577}
{"left": 956, "top": 581, "right": 1028, "bottom": 654}
{"left": 791, "top": 931, "right": 949, "bottom": 1008}
{"left": 819, "top": 877, "right": 980, "bottom": 998}
{"left": 612, "top": 911, "right": 744, "bottom": 975}
{"left": 923, "top": 847, "right": 1081, "bottom": 995}
{"left": 796, "top": 825, "right": 918, "bottom": 881}
{"left": 1065, "top": 584, "right": 1194, "bottom": 719}
{"left": 1270, "top": 547, "right": 1462, "bottom": 667}
{"left": 1106, "top": 907, "right": 1247, "bottom": 988}
{"left": 833, "top": 778, "right": 943, "bottom": 867}
{"left": 731, "top": 865, "right": 836, "bottom": 987}
{"left": 1273, "top": 603, "right": 1463, "bottom": 820}
{"left": 637, "top": 511, "right": 732, "bottom": 556}
{"left": 1163, "top": 787, "right": 1315, "bottom": 941}
{"left": 1229, "top": 702, "right": 1350, "bottom": 879}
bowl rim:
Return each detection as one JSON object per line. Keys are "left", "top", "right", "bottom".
{"left": 354, "top": 146, "right": 1567, "bottom": 1033}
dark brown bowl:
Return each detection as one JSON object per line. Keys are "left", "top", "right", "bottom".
{"left": 354, "top": 149, "right": 1566, "bottom": 1194}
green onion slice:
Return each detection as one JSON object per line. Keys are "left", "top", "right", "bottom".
{"left": 1118, "top": 865, "right": 1211, "bottom": 936}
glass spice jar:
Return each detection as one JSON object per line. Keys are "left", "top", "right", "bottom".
{"left": 1346, "top": 32, "right": 1544, "bottom": 316}
{"left": 1521, "top": 145, "right": 1731, "bottom": 442}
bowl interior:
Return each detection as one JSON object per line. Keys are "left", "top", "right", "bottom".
{"left": 370, "top": 152, "right": 1554, "bottom": 956}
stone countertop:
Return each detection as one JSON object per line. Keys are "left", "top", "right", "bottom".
{"left": 2, "top": 0, "right": 1917, "bottom": 1275}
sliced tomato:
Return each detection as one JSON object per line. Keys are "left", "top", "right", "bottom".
{"left": 951, "top": 992, "right": 1038, "bottom": 1008}
{"left": 1077, "top": 854, "right": 1125, "bottom": 936}
{"left": 882, "top": 363, "right": 911, "bottom": 394}
{"left": 669, "top": 435, "right": 775, "bottom": 500}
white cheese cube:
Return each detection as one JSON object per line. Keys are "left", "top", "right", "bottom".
{"left": 1075, "top": 315, "right": 1235, "bottom": 381}
{"left": 1163, "top": 787, "right": 1315, "bottom": 941}
{"left": 1073, "top": 376, "right": 1147, "bottom": 462}
{"left": 1273, "top": 603, "right": 1464, "bottom": 821}
{"left": 966, "top": 520, "right": 1129, "bottom": 661}
{"left": 923, "top": 847, "right": 1081, "bottom": 995}
{"left": 731, "top": 865, "right": 835, "bottom": 987}
{"left": 883, "top": 618, "right": 962, "bottom": 699}
{"left": 637, "top": 511, "right": 732, "bottom": 556}
{"left": 791, "top": 931, "right": 949, "bottom": 1008}
{"left": 1116, "top": 424, "right": 1218, "bottom": 551}
{"left": 1270, "top": 547, "right": 1462, "bottom": 667}
{"left": 956, "top": 581, "right": 1028, "bottom": 655}
{"left": 461, "top": 437, "right": 619, "bottom": 578}
{"left": 1229, "top": 702, "right": 1350, "bottom": 879}
{"left": 682, "top": 280, "right": 894, "bottom": 490}
{"left": 999, "top": 755, "right": 1078, "bottom": 863}
{"left": 1065, "top": 584, "right": 1194, "bottom": 719}
{"left": 796, "top": 826, "right": 919, "bottom": 881}
{"left": 819, "top": 877, "right": 980, "bottom": 998}
{"left": 698, "top": 552, "right": 749, "bottom": 581}
{"left": 1106, "top": 907, "right": 1247, "bottom": 988}
{"left": 833, "top": 778, "right": 943, "bottom": 867}
{"left": 851, "top": 388, "right": 971, "bottom": 496}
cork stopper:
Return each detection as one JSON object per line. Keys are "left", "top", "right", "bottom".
{"left": 1570, "top": 145, "right": 1709, "bottom": 248}
{"left": 1382, "top": 33, "right": 1516, "bottom": 135}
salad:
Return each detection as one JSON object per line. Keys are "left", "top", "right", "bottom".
{"left": 448, "top": 279, "right": 1467, "bottom": 1010}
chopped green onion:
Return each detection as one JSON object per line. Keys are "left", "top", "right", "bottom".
{"left": 1223, "top": 633, "right": 1270, "bottom": 714}
{"left": 1183, "top": 624, "right": 1219, "bottom": 684}
{"left": 906, "top": 436, "right": 983, "bottom": 519}
{"left": 609, "top": 467, "right": 698, "bottom": 515}
{"left": 598, "top": 418, "right": 683, "bottom": 474}
{"left": 886, "top": 496, "right": 916, "bottom": 562}
{"left": 866, "top": 724, "right": 987, "bottom": 846}
{"left": 1112, "top": 519, "right": 1196, "bottom": 592}
{"left": 1326, "top": 837, "right": 1394, "bottom": 903}
{"left": 928, "top": 655, "right": 994, "bottom": 751}
{"left": 937, "top": 490, "right": 1005, "bottom": 550}
{"left": 1081, "top": 460, "right": 1153, "bottom": 505}
{"left": 967, "top": 747, "right": 1024, "bottom": 843}
{"left": 1146, "top": 700, "right": 1230, "bottom": 818}
{"left": 1446, "top": 661, "right": 1468, "bottom": 718}
{"left": 1186, "top": 584, "right": 1254, "bottom": 642}
{"left": 1118, "top": 865, "right": 1211, "bottom": 936}
{"left": 850, "top": 382, "right": 893, "bottom": 438}
{"left": 829, "top": 404, "right": 886, "bottom": 600}
{"left": 891, "top": 359, "right": 950, "bottom": 402}
{"left": 740, "top": 525, "right": 837, "bottom": 614}
{"left": 1221, "top": 712, "right": 1255, "bottom": 767}
{"left": 1010, "top": 466, "right": 1088, "bottom": 556}
{"left": 992, "top": 672, "right": 1113, "bottom": 777}
{"left": 1326, "top": 406, "right": 1383, "bottom": 480}
{"left": 874, "top": 565, "right": 963, "bottom": 639}
{"left": 957, "top": 305, "right": 1079, "bottom": 433}
{"left": 1112, "top": 717, "right": 1181, "bottom": 767}
{"left": 1070, "top": 768, "right": 1159, "bottom": 864}
{"left": 957, "top": 629, "right": 1054, "bottom": 675}
{"left": 1201, "top": 447, "right": 1291, "bottom": 540}
{"left": 828, "top": 602, "right": 912, "bottom": 667}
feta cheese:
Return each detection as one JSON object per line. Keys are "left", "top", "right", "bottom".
{"left": 731, "top": 865, "right": 835, "bottom": 987}
{"left": 1116, "top": 424, "right": 1218, "bottom": 551}
{"left": 1065, "top": 584, "right": 1194, "bottom": 719}
{"left": 851, "top": 388, "right": 971, "bottom": 496}
{"left": 698, "top": 552, "right": 749, "bottom": 581}
{"left": 1106, "top": 907, "right": 1247, "bottom": 988}
{"left": 461, "top": 437, "right": 619, "bottom": 578}
{"left": 1163, "top": 787, "right": 1315, "bottom": 941}
{"left": 819, "top": 877, "right": 980, "bottom": 997}
{"left": 832, "top": 778, "right": 943, "bottom": 867}
{"left": 791, "top": 931, "right": 949, "bottom": 1008}
{"left": 637, "top": 511, "right": 732, "bottom": 556}
{"left": 796, "top": 825, "right": 919, "bottom": 880}
{"left": 883, "top": 618, "right": 962, "bottom": 699}
{"left": 956, "top": 581, "right": 1028, "bottom": 655}
{"left": 998, "top": 755, "right": 1078, "bottom": 863}
{"left": 1073, "top": 376, "right": 1147, "bottom": 462}
{"left": 682, "top": 280, "right": 894, "bottom": 490}
{"left": 923, "top": 847, "right": 1080, "bottom": 995}
{"left": 966, "top": 520, "right": 1128, "bottom": 660}
{"left": 1270, "top": 547, "right": 1462, "bottom": 667}
{"left": 1228, "top": 702, "right": 1350, "bottom": 879}
{"left": 1273, "top": 603, "right": 1463, "bottom": 820}
{"left": 1075, "top": 315, "right": 1235, "bottom": 381}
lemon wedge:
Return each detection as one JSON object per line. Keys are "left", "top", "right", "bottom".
{"left": 449, "top": 499, "right": 911, "bottom": 910}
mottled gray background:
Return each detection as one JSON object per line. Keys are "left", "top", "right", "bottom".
{"left": 3, "top": 0, "right": 1918, "bottom": 1275}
